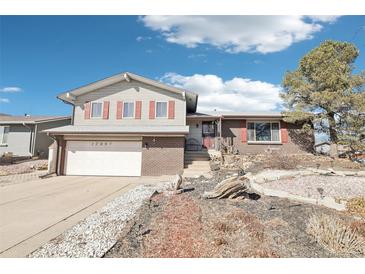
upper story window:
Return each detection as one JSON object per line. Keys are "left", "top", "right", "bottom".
{"left": 247, "top": 122, "right": 280, "bottom": 142}
{"left": 123, "top": 102, "right": 135, "bottom": 118}
{"left": 156, "top": 101, "right": 167, "bottom": 118}
{"left": 0, "top": 126, "right": 10, "bottom": 145}
{"left": 91, "top": 102, "right": 102, "bottom": 118}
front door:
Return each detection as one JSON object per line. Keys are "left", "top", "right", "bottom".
{"left": 202, "top": 122, "right": 216, "bottom": 149}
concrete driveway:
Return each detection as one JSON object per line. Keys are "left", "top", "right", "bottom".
{"left": 0, "top": 175, "right": 170, "bottom": 257}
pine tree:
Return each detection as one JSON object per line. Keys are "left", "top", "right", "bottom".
{"left": 281, "top": 40, "right": 365, "bottom": 155}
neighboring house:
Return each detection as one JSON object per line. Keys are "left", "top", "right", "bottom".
{"left": 45, "top": 72, "right": 314, "bottom": 177}
{"left": 0, "top": 115, "right": 71, "bottom": 158}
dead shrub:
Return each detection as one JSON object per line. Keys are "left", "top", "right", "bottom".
{"left": 227, "top": 210, "right": 265, "bottom": 242}
{"left": 264, "top": 153, "right": 299, "bottom": 170}
{"left": 346, "top": 197, "right": 365, "bottom": 218}
{"left": 212, "top": 237, "right": 228, "bottom": 247}
{"left": 240, "top": 248, "right": 279, "bottom": 258}
{"left": 306, "top": 214, "right": 365, "bottom": 256}
{"left": 213, "top": 221, "right": 236, "bottom": 233}
{"left": 350, "top": 220, "right": 365, "bottom": 238}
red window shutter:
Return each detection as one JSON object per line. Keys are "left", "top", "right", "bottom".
{"left": 149, "top": 101, "right": 155, "bottom": 119}
{"left": 116, "top": 101, "right": 123, "bottom": 119}
{"left": 280, "top": 121, "right": 289, "bottom": 143}
{"left": 135, "top": 101, "right": 142, "bottom": 119}
{"left": 241, "top": 120, "right": 247, "bottom": 143}
{"left": 168, "top": 100, "right": 175, "bottom": 119}
{"left": 103, "top": 101, "right": 110, "bottom": 119}
{"left": 84, "top": 102, "right": 91, "bottom": 119}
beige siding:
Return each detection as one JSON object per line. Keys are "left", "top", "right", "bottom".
{"left": 186, "top": 120, "right": 202, "bottom": 145}
{"left": 73, "top": 80, "right": 186, "bottom": 126}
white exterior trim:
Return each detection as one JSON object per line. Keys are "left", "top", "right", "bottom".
{"left": 246, "top": 120, "right": 281, "bottom": 143}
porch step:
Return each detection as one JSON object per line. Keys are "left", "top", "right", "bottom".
{"left": 184, "top": 150, "right": 211, "bottom": 162}
{"left": 184, "top": 161, "right": 211, "bottom": 169}
{"left": 184, "top": 156, "right": 210, "bottom": 162}
{"left": 183, "top": 160, "right": 211, "bottom": 178}
{"left": 183, "top": 148, "right": 211, "bottom": 177}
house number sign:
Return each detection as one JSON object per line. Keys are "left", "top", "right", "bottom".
{"left": 90, "top": 141, "right": 113, "bottom": 146}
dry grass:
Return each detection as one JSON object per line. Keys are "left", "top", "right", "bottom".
{"left": 306, "top": 214, "right": 365, "bottom": 256}
{"left": 346, "top": 197, "right": 365, "bottom": 218}
{"left": 265, "top": 217, "right": 289, "bottom": 229}
{"left": 350, "top": 220, "right": 365, "bottom": 239}
{"left": 227, "top": 210, "right": 266, "bottom": 242}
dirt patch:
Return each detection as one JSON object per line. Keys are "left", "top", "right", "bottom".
{"left": 105, "top": 174, "right": 363, "bottom": 258}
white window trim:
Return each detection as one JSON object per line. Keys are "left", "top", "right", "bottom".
{"left": 155, "top": 101, "right": 168, "bottom": 119}
{"left": 0, "top": 125, "right": 10, "bottom": 146}
{"left": 122, "top": 101, "right": 135, "bottom": 119}
{"left": 246, "top": 120, "right": 281, "bottom": 144}
{"left": 90, "top": 101, "right": 104, "bottom": 119}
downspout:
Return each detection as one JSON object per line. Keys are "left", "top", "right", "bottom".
{"left": 32, "top": 123, "right": 38, "bottom": 156}
{"left": 43, "top": 134, "right": 59, "bottom": 177}
{"left": 22, "top": 123, "right": 33, "bottom": 157}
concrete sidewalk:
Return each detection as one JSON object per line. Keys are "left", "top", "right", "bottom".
{"left": 0, "top": 175, "right": 171, "bottom": 257}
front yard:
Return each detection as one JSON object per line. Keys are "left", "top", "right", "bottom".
{"left": 105, "top": 171, "right": 365, "bottom": 258}
{"left": 28, "top": 153, "right": 365, "bottom": 258}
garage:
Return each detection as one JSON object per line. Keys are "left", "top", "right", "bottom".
{"left": 64, "top": 140, "right": 142, "bottom": 176}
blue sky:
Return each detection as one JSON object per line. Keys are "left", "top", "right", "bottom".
{"left": 0, "top": 15, "right": 364, "bottom": 116}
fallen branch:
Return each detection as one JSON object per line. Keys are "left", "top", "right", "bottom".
{"left": 203, "top": 176, "right": 251, "bottom": 199}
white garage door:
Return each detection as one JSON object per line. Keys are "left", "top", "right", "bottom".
{"left": 65, "top": 140, "right": 142, "bottom": 176}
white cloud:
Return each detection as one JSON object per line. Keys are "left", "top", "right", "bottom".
{"left": 0, "top": 98, "right": 10, "bottom": 103}
{"left": 161, "top": 73, "right": 282, "bottom": 112}
{"left": 307, "top": 16, "right": 340, "bottom": 23}
{"left": 141, "top": 16, "right": 340, "bottom": 54}
{"left": 136, "top": 36, "right": 152, "bottom": 42}
{"left": 0, "top": 86, "right": 22, "bottom": 93}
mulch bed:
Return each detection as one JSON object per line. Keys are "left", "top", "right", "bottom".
{"left": 105, "top": 173, "right": 364, "bottom": 258}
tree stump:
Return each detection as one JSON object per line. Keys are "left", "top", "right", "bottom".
{"left": 203, "top": 176, "right": 250, "bottom": 199}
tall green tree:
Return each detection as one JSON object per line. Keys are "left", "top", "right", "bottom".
{"left": 281, "top": 40, "right": 365, "bottom": 154}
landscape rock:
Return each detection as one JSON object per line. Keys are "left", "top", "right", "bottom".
{"left": 203, "top": 176, "right": 251, "bottom": 199}
{"left": 209, "top": 162, "right": 220, "bottom": 171}
{"left": 169, "top": 174, "right": 183, "bottom": 190}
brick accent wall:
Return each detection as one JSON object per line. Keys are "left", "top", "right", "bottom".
{"left": 221, "top": 119, "right": 314, "bottom": 154}
{"left": 141, "top": 136, "right": 185, "bottom": 176}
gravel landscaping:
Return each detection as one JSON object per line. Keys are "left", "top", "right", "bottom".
{"left": 106, "top": 172, "right": 364, "bottom": 258}
{"left": 28, "top": 182, "right": 169, "bottom": 258}
{"left": 0, "top": 159, "right": 48, "bottom": 176}
{"left": 260, "top": 175, "right": 365, "bottom": 200}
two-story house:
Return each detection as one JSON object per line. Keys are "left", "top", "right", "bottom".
{"left": 46, "top": 72, "right": 197, "bottom": 176}
{"left": 46, "top": 72, "right": 314, "bottom": 177}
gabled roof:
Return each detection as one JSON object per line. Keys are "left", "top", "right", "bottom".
{"left": 57, "top": 72, "right": 198, "bottom": 112}
{"left": 0, "top": 115, "right": 71, "bottom": 124}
